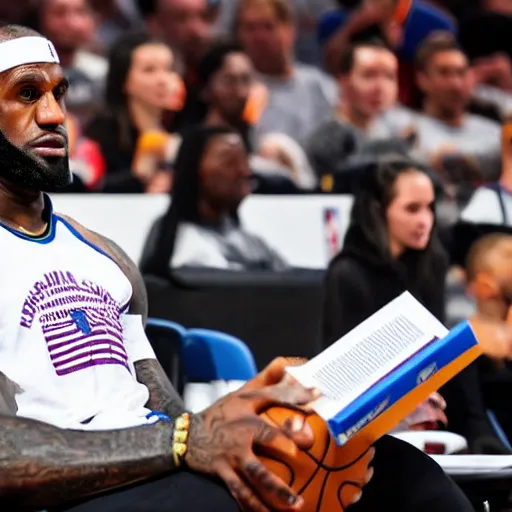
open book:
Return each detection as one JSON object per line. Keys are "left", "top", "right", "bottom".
{"left": 287, "top": 292, "right": 482, "bottom": 446}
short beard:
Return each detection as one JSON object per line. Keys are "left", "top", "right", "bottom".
{"left": 0, "top": 129, "right": 72, "bottom": 193}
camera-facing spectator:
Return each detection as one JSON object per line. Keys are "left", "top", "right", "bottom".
{"left": 85, "top": 31, "right": 183, "bottom": 193}
{"left": 304, "top": 38, "right": 406, "bottom": 177}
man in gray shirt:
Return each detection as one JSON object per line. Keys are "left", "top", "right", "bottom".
{"left": 234, "top": 0, "right": 338, "bottom": 142}
{"left": 392, "top": 32, "right": 501, "bottom": 183}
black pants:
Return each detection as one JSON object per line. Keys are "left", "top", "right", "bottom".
{"left": 59, "top": 435, "right": 472, "bottom": 512}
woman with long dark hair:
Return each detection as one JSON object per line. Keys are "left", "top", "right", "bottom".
{"left": 323, "top": 155, "right": 510, "bottom": 453}
{"left": 85, "top": 31, "right": 183, "bottom": 193}
{"left": 140, "top": 125, "right": 288, "bottom": 276}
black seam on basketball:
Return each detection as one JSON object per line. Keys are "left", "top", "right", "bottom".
{"left": 315, "top": 466, "right": 331, "bottom": 512}
{"left": 337, "top": 480, "right": 363, "bottom": 509}
{"left": 304, "top": 445, "right": 371, "bottom": 471}
{"left": 297, "top": 421, "right": 332, "bottom": 495}
{"left": 260, "top": 409, "right": 331, "bottom": 495}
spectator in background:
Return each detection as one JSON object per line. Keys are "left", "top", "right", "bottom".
{"left": 234, "top": 0, "right": 338, "bottom": 142}
{"left": 408, "top": 32, "right": 501, "bottom": 186}
{"left": 140, "top": 126, "right": 289, "bottom": 274}
{"left": 461, "top": 115, "right": 512, "bottom": 225}
{"left": 322, "top": 155, "right": 509, "bottom": 453}
{"left": 465, "top": 233, "right": 512, "bottom": 443}
{"left": 196, "top": 41, "right": 255, "bottom": 149}
{"left": 136, "top": 0, "right": 217, "bottom": 133}
{"left": 26, "top": 0, "right": 107, "bottom": 125}
{"left": 85, "top": 31, "right": 183, "bottom": 193}
{"left": 318, "top": 0, "right": 456, "bottom": 106}
{"left": 137, "top": 0, "right": 214, "bottom": 73}
{"left": 304, "top": 38, "right": 404, "bottom": 177}
{"left": 193, "top": 42, "right": 317, "bottom": 190}
{"left": 89, "top": 0, "right": 144, "bottom": 48}
{"left": 323, "top": 155, "right": 446, "bottom": 343}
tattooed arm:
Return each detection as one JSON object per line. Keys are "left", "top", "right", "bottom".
{"left": 0, "top": 375, "right": 176, "bottom": 509}
{"left": 58, "top": 216, "right": 186, "bottom": 420}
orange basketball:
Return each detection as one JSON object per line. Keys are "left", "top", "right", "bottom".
{"left": 258, "top": 407, "right": 374, "bottom": 512}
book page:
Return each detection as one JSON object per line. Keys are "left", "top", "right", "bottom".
{"left": 287, "top": 292, "right": 448, "bottom": 420}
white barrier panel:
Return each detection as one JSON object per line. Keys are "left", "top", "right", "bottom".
{"left": 50, "top": 194, "right": 354, "bottom": 269}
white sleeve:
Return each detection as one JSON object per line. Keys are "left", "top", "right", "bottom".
{"left": 171, "top": 223, "right": 230, "bottom": 269}
{"left": 122, "top": 314, "right": 156, "bottom": 363}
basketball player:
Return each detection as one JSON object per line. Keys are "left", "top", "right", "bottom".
{"left": 0, "top": 24, "right": 472, "bottom": 512}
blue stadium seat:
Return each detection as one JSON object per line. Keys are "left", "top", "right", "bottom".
{"left": 145, "top": 318, "right": 187, "bottom": 394}
{"left": 183, "top": 328, "right": 258, "bottom": 382}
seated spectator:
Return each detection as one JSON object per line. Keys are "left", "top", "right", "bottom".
{"left": 408, "top": 32, "right": 501, "bottom": 186}
{"left": 136, "top": 0, "right": 217, "bottom": 132}
{"left": 234, "top": 0, "right": 338, "bottom": 142}
{"left": 322, "top": 154, "right": 507, "bottom": 452}
{"left": 85, "top": 31, "right": 183, "bottom": 193}
{"left": 461, "top": 115, "right": 512, "bottom": 225}
{"left": 465, "top": 233, "right": 512, "bottom": 443}
{"left": 196, "top": 41, "right": 256, "bottom": 149}
{"left": 26, "top": 0, "right": 107, "bottom": 126}
{"left": 89, "top": 0, "right": 144, "bottom": 48}
{"left": 318, "top": 0, "right": 456, "bottom": 106}
{"left": 304, "top": 38, "right": 407, "bottom": 177}
{"left": 140, "top": 126, "right": 289, "bottom": 275}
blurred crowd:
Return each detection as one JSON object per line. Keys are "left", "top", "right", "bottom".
{"left": 9, "top": 0, "right": 512, "bottom": 454}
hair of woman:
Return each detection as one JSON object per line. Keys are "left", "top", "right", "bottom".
{"left": 141, "top": 124, "right": 241, "bottom": 277}
{"left": 99, "top": 31, "right": 165, "bottom": 151}
{"left": 340, "top": 154, "right": 447, "bottom": 288}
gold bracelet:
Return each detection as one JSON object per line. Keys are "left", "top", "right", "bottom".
{"left": 172, "top": 412, "right": 190, "bottom": 468}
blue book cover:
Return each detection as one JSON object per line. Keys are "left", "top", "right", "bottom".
{"left": 327, "top": 321, "right": 478, "bottom": 446}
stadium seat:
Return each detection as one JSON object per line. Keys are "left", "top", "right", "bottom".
{"left": 145, "top": 318, "right": 187, "bottom": 395}
{"left": 182, "top": 329, "right": 258, "bottom": 412}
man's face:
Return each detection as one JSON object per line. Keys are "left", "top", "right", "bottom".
{"left": 153, "top": 0, "right": 213, "bottom": 67}
{"left": 236, "top": 3, "right": 293, "bottom": 75}
{"left": 0, "top": 62, "right": 71, "bottom": 192}
{"left": 417, "top": 50, "right": 472, "bottom": 115}
{"left": 40, "top": 0, "right": 95, "bottom": 53}
{"left": 342, "top": 46, "right": 398, "bottom": 119}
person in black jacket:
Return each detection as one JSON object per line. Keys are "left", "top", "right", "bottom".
{"left": 323, "top": 154, "right": 511, "bottom": 453}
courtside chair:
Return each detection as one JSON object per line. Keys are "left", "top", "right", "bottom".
{"left": 182, "top": 328, "right": 258, "bottom": 412}
{"left": 145, "top": 318, "right": 187, "bottom": 396}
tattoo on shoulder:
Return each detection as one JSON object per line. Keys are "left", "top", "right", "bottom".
{"left": 56, "top": 214, "right": 148, "bottom": 323}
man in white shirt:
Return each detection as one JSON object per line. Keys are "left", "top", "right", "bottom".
{"left": 0, "top": 24, "right": 472, "bottom": 512}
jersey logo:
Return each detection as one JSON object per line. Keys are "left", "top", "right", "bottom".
{"left": 20, "top": 270, "right": 129, "bottom": 376}
{"left": 70, "top": 309, "right": 91, "bottom": 335}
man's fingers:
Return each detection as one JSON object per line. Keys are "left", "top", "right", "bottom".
{"left": 279, "top": 414, "right": 314, "bottom": 451}
{"left": 241, "top": 380, "right": 320, "bottom": 413}
{"left": 245, "top": 357, "right": 291, "bottom": 390}
{"left": 217, "top": 464, "right": 271, "bottom": 512}
{"left": 245, "top": 357, "right": 310, "bottom": 391}
{"left": 242, "top": 456, "right": 304, "bottom": 511}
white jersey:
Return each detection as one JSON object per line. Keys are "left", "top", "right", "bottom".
{"left": 0, "top": 196, "right": 158, "bottom": 430}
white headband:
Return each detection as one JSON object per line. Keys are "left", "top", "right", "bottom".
{"left": 0, "top": 36, "right": 60, "bottom": 74}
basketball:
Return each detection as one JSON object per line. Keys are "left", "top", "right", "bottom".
{"left": 258, "top": 406, "right": 374, "bottom": 512}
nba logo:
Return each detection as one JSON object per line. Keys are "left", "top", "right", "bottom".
{"left": 324, "top": 207, "right": 342, "bottom": 262}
